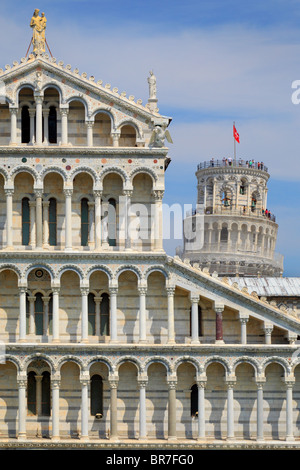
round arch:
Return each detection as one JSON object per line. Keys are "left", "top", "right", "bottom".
{"left": 42, "top": 84, "right": 63, "bottom": 104}
{"left": 117, "top": 119, "right": 143, "bottom": 139}
{"left": 87, "top": 356, "right": 113, "bottom": 373}
{"left": 24, "top": 263, "right": 55, "bottom": 282}
{"left": 56, "top": 356, "right": 84, "bottom": 373}
{"left": 173, "top": 357, "right": 200, "bottom": 375}
{"left": 66, "top": 96, "right": 89, "bottom": 118}
{"left": 23, "top": 354, "right": 55, "bottom": 374}
{"left": 92, "top": 108, "right": 115, "bottom": 129}
{"left": 86, "top": 265, "right": 113, "bottom": 282}
{"left": 0, "top": 264, "right": 21, "bottom": 280}
{"left": 41, "top": 166, "right": 68, "bottom": 184}
{"left": 115, "top": 265, "right": 142, "bottom": 282}
{"left": 70, "top": 167, "right": 97, "bottom": 186}
{"left": 115, "top": 357, "right": 142, "bottom": 374}
{"left": 11, "top": 166, "right": 38, "bottom": 185}
{"left": 144, "top": 357, "right": 172, "bottom": 374}
{"left": 130, "top": 167, "right": 158, "bottom": 186}
{"left": 99, "top": 167, "right": 128, "bottom": 186}
{"left": 56, "top": 265, "right": 84, "bottom": 282}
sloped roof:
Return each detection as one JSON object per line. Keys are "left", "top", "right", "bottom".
{"left": 230, "top": 277, "right": 300, "bottom": 297}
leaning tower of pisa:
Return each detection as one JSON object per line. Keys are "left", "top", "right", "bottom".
{"left": 182, "top": 158, "right": 284, "bottom": 277}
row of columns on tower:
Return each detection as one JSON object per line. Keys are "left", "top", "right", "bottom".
{"left": 203, "top": 225, "right": 276, "bottom": 256}
{"left": 15, "top": 370, "right": 296, "bottom": 441}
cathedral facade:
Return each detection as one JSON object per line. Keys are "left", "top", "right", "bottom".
{"left": 0, "top": 13, "right": 299, "bottom": 449}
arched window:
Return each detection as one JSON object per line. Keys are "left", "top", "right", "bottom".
{"left": 22, "top": 197, "right": 30, "bottom": 246}
{"left": 41, "top": 371, "right": 51, "bottom": 416}
{"left": 35, "top": 292, "right": 44, "bottom": 335}
{"left": 100, "top": 292, "right": 110, "bottom": 336}
{"left": 27, "top": 371, "right": 37, "bottom": 415}
{"left": 108, "top": 198, "right": 116, "bottom": 247}
{"left": 191, "top": 384, "right": 198, "bottom": 417}
{"left": 88, "top": 292, "right": 96, "bottom": 336}
{"left": 27, "top": 371, "right": 51, "bottom": 416}
{"left": 220, "top": 226, "right": 228, "bottom": 242}
{"left": 90, "top": 374, "right": 103, "bottom": 417}
{"left": 81, "top": 198, "right": 89, "bottom": 246}
{"left": 49, "top": 197, "right": 57, "bottom": 246}
{"left": 48, "top": 106, "right": 57, "bottom": 143}
{"left": 21, "top": 106, "right": 30, "bottom": 143}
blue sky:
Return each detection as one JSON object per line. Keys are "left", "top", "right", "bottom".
{"left": 0, "top": 0, "right": 299, "bottom": 276}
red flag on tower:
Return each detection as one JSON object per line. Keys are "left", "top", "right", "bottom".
{"left": 233, "top": 123, "right": 240, "bottom": 143}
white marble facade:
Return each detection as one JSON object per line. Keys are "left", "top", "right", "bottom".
{"left": 0, "top": 50, "right": 299, "bottom": 449}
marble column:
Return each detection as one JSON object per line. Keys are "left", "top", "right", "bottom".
{"left": 167, "top": 378, "right": 177, "bottom": 440}
{"left": 123, "top": 190, "right": 132, "bottom": 250}
{"left": 17, "top": 374, "right": 27, "bottom": 440}
{"left": 138, "top": 285, "right": 147, "bottom": 343}
{"left": 94, "top": 190, "right": 102, "bottom": 250}
{"left": 28, "top": 295, "right": 35, "bottom": 335}
{"left": 215, "top": 305, "right": 224, "bottom": 344}
{"left": 190, "top": 293, "right": 200, "bottom": 344}
{"left": 60, "top": 108, "right": 69, "bottom": 145}
{"left": 166, "top": 286, "right": 175, "bottom": 344}
{"left": 285, "top": 379, "right": 295, "bottom": 441}
{"left": 43, "top": 200, "right": 50, "bottom": 248}
{"left": 226, "top": 378, "right": 236, "bottom": 440}
{"left": 64, "top": 188, "right": 73, "bottom": 251}
{"left": 43, "top": 296, "right": 50, "bottom": 337}
{"left": 29, "top": 108, "right": 35, "bottom": 144}
{"left": 88, "top": 201, "right": 95, "bottom": 248}
{"left": 239, "top": 313, "right": 249, "bottom": 344}
{"left": 51, "top": 377, "right": 60, "bottom": 440}
{"left": 152, "top": 190, "right": 164, "bottom": 251}
{"left": 43, "top": 109, "right": 50, "bottom": 144}
{"left": 80, "top": 375, "right": 89, "bottom": 440}
{"left": 9, "top": 107, "right": 18, "bottom": 145}
{"left": 109, "top": 286, "right": 118, "bottom": 343}
{"left": 18, "top": 286, "right": 27, "bottom": 342}
{"left": 256, "top": 378, "right": 265, "bottom": 441}
{"left": 34, "top": 94, "right": 43, "bottom": 146}
{"left": 111, "top": 130, "right": 120, "bottom": 147}
{"left": 86, "top": 120, "right": 94, "bottom": 147}
{"left": 94, "top": 296, "right": 102, "bottom": 337}
{"left": 35, "top": 375, "right": 43, "bottom": 416}
{"left": 138, "top": 377, "right": 148, "bottom": 439}
{"left": 109, "top": 377, "right": 119, "bottom": 440}
{"left": 197, "top": 380, "right": 207, "bottom": 440}
{"left": 35, "top": 189, "right": 43, "bottom": 249}
{"left": 264, "top": 322, "right": 273, "bottom": 345}
{"left": 81, "top": 287, "right": 89, "bottom": 343}
{"left": 52, "top": 287, "right": 60, "bottom": 343}
{"left": 29, "top": 201, "right": 36, "bottom": 249}
{"left": 5, "top": 188, "right": 13, "bottom": 248}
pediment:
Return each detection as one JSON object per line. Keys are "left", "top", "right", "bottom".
{"left": 0, "top": 54, "right": 170, "bottom": 139}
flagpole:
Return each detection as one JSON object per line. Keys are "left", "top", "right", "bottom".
{"left": 233, "top": 121, "right": 236, "bottom": 165}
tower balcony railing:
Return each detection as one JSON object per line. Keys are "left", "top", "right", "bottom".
{"left": 197, "top": 159, "right": 268, "bottom": 173}
{"left": 188, "top": 205, "right": 276, "bottom": 222}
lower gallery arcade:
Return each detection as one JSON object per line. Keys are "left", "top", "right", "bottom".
{"left": 1, "top": 354, "right": 300, "bottom": 442}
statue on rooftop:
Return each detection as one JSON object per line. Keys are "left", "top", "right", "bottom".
{"left": 148, "top": 70, "right": 157, "bottom": 100}
{"left": 30, "top": 9, "right": 47, "bottom": 55}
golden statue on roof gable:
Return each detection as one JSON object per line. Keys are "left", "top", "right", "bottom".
{"left": 30, "top": 9, "right": 47, "bottom": 55}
